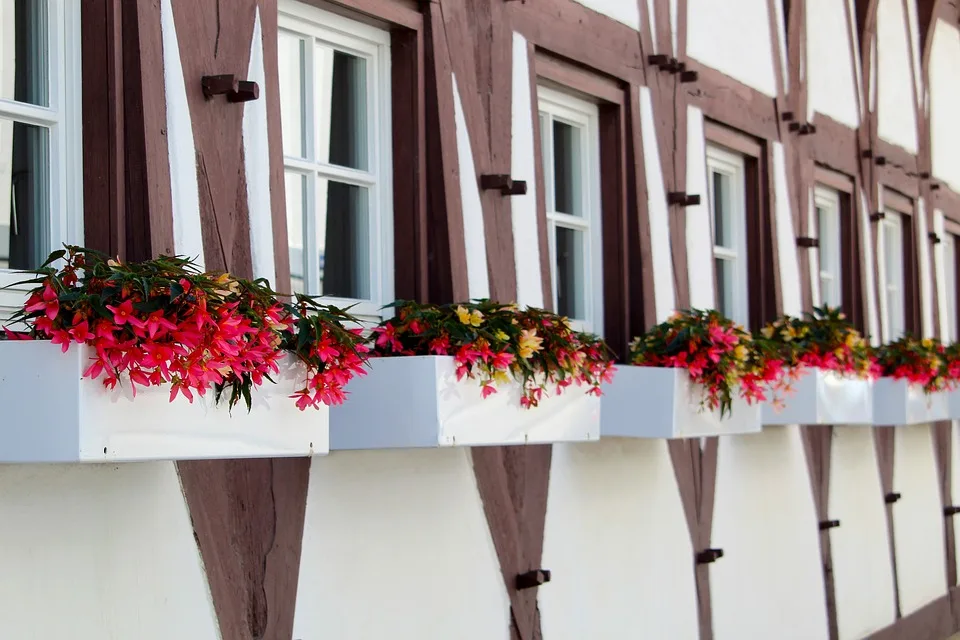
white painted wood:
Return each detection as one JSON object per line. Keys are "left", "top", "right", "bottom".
{"left": 510, "top": 34, "right": 544, "bottom": 309}
{"left": 244, "top": 9, "right": 277, "bottom": 285}
{"left": 829, "top": 428, "right": 897, "bottom": 639}
{"left": 570, "top": 0, "right": 640, "bottom": 30}
{"left": 0, "top": 463, "right": 219, "bottom": 639}
{"left": 873, "top": 378, "right": 949, "bottom": 426}
{"left": 847, "top": 0, "right": 866, "bottom": 116}
{"left": 952, "top": 422, "right": 960, "bottom": 582}
{"left": 160, "top": 0, "right": 204, "bottom": 268}
{"left": 330, "top": 356, "right": 600, "bottom": 448}
{"left": 602, "top": 366, "right": 762, "bottom": 438}
{"left": 934, "top": 209, "right": 951, "bottom": 339}
{"left": 773, "top": 142, "right": 803, "bottom": 315}
{"left": 806, "top": 0, "right": 860, "bottom": 127}
{"left": 0, "top": 342, "right": 326, "bottom": 461}
{"left": 762, "top": 369, "right": 873, "bottom": 426}
{"left": 930, "top": 22, "right": 960, "bottom": 193}
{"left": 876, "top": 0, "right": 919, "bottom": 153}
{"left": 892, "top": 424, "right": 948, "bottom": 614}
{"left": 639, "top": 87, "right": 676, "bottom": 321}
{"left": 860, "top": 190, "right": 882, "bottom": 344}
{"left": 772, "top": 0, "right": 789, "bottom": 92}
{"left": 918, "top": 198, "right": 934, "bottom": 338}
{"left": 539, "top": 439, "right": 698, "bottom": 640}
{"left": 294, "top": 448, "right": 510, "bottom": 640}
{"left": 686, "top": 106, "right": 716, "bottom": 309}
{"left": 646, "top": 0, "right": 658, "bottom": 52}
{"left": 905, "top": 0, "right": 923, "bottom": 113}
{"left": 452, "top": 75, "right": 490, "bottom": 300}
{"left": 687, "top": 0, "right": 778, "bottom": 97}
{"left": 712, "top": 427, "right": 830, "bottom": 640}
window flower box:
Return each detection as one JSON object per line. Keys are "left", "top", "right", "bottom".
{"left": 872, "top": 377, "right": 949, "bottom": 426}
{"left": 329, "top": 356, "right": 600, "bottom": 449}
{"left": 600, "top": 365, "right": 761, "bottom": 439}
{"left": 0, "top": 341, "right": 326, "bottom": 462}
{"left": 762, "top": 369, "right": 873, "bottom": 426}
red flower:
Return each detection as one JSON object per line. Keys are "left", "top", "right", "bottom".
{"left": 106, "top": 299, "right": 146, "bottom": 329}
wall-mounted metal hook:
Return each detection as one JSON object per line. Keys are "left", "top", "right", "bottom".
{"left": 202, "top": 74, "right": 260, "bottom": 103}
{"left": 696, "top": 548, "right": 724, "bottom": 564}
{"left": 480, "top": 174, "right": 527, "bottom": 196}
{"left": 818, "top": 520, "right": 841, "bottom": 530}
{"left": 885, "top": 492, "right": 902, "bottom": 504}
{"left": 516, "top": 569, "right": 551, "bottom": 590}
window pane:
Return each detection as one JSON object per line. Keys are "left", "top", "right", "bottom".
{"left": 285, "top": 172, "right": 307, "bottom": 294}
{"left": 555, "top": 225, "right": 585, "bottom": 320}
{"left": 0, "top": 0, "right": 48, "bottom": 107}
{"left": 553, "top": 120, "right": 582, "bottom": 216}
{"left": 316, "top": 46, "right": 368, "bottom": 171}
{"left": 0, "top": 118, "right": 49, "bottom": 269}
{"left": 945, "top": 235, "right": 957, "bottom": 342}
{"left": 317, "top": 178, "right": 370, "bottom": 299}
{"left": 715, "top": 257, "right": 734, "bottom": 319}
{"left": 712, "top": 171, "right": 730, "bottom": 247}
{"left": 278, "top": 32, "right": 306, "bottom": 158}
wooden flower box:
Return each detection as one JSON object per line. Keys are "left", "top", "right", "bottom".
{"left": 762, "top": 369, "right": 873, "bottom": 426}
{"left": 872, "top": 377, "right": 950, "bottom": 426}
{"left": 600, "top": 365, "right": 762, "bottom": 439}
{"left": 0, "top": 341, "right": 327, "bottom": 462}
{"left": 329, "top": 356, "right": 600, "bottom": 449}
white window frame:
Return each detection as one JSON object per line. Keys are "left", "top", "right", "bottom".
{"left": 0, "top": 0, "right": 83, "bottom": 311}
{"left": 278, "top": 1, "right": 393, "bottom": 321}
{"left": 537, "top": 85, "right": 603, "bottom": 335}
{"left": 814, "top": 185, "right": 842, "bottom": 309}
{"left": 706, "top": 144, "right": 749, "bottom": 326}
{"left": 943, "top": 232, "right": 957, "bottom": 343}
{"left": 880, "top": 212, "right": 906, "bottom": 340}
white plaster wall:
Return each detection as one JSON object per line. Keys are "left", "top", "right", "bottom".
{"left": 773, "top": 143, "right": 803, "bottom": 315}
{"left": 829, "top": 427, "right": 897, "bottom": 639}
{"left": 930, "top": 21, "right": 960, "bottom": 193}
{"left": 571, "top": 0, "right": 640, "bottom": 31}
{"left": 510, "top": 34, "right": 544, "bottom": 309}
{"left": 640, "top": 87, "right": 676, "bottom": 320}
{"left": 160, "top": 0, "right": 204, "bottom": 268}
{"left": 293, "top": 448, "right": 510, "bottom": 640}
{"left": 453, "top": 76, "right": 490, "bottom": 300}
{"left": 647, "top": 0, "right": 658, "bottom": 52}
{"left": 685, "top": 106, "right": 715, "bottom": 309}
{"left": 876, "top": 0, "right": 919, "bottom": 153}
{"left": 806, "top": 0, "right": 860, "bottom": 127}
{"left": 687, "top": 0, "right": 778, "bottom": 97}
{"left": 0, "top": 463, "right": 219, "bottom": 639}
{"left": 892, "top": 424, "right": 948, "bottom": 615}
{"left": 539, "top": 439, "right": 698, "bottom": 640}
{"left": 712, "top": 428, "right": 829, "bottom": 640}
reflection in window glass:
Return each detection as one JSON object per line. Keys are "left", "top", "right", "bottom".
{"left": 316, "top": 46, "right": 368, "bottom": 171}
{"left": 944, "top": 233, "right": 957, "bottom": 342}
{"left": 715, "top": 257, "right": 732, "bottom": 318}
{"left": 317, "top": 178, "right": 369, "bottom": 300}
{"left": 285, "top": 172, "right": 306, "bottom": 294}
{"left": 555, "top": 226, "right": 584, "bottom": 319}
{"left": 278, "top": 32, "right": 306, "bottom": 158}
{"left": 553, "top": 120, "right": 581, "bottom": 216}
{"left": 0, "top": 0, "right": 49, "bottom": 107}
{"left": 0, "top": 119, "right": 49, "bottom": 270}
{"left": 882, "top": 215, "right": 905, "bottom": 338}
{"left": 713, "top": 171, "right": 728, "bottom": 247}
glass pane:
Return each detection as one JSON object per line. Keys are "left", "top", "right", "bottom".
{"left": 555, "top": 225, "right": 585, "bottom": 320}
{"left": 715, "top": 257, "right": 733, "bottom": 319}
{"left": 0, "top": 0, "right": 48, "bottom": 107}
{"left": 553, "top": 120, "right": 582, "bottom": 216}
{"left": 284, "top": 172, "right": 307, "bottom": 294}
{"left": 712, "top": 171, "right": 730, "bottom": 247}
{"left": 278, "top": 32, "right": 306, "bottom": 158}
{"left": 316, "top": 46, "right": 368, "bottom": 171}
{"left": 317, "top": 178, "right": 370, "bottom": 299}
{"left": 945, "top": 236, "right": 957, "bottom": 342}
{"left": 0, "top": 118, "right": 49, "bottom": 269}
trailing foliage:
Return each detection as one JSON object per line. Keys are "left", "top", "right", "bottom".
{"left": 368, "top": 299, "right": 615, "bottom": 408}
{"left": 874, "top": 335, "right": 952, "bottom": 394}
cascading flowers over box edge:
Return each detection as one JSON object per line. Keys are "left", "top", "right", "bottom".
{"left": 875, "top": 335, "right": 954, "bottom": 394}
{"left": 629, "top": 308, "right": 786, "bottom": 417}
{"left": 368, "top": 299, "right": 616, "bottom": 408}
{"left": 1, "top": 247, "right": 368, "bottom": 412}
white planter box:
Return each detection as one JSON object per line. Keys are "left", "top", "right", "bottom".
{"left": 600, "top": 365, "right": 762, "bottom": 439}
{"left": 0, "top": 341, "right": 327, "bottom": 462}
{"left": 948, "top": 389, "right": 960, "bottom": 420}
{"left": 873, "top": 377, "right": 949, "bottom": 426}
{"left": 329, "top": 356, "right": 600, "bottom": 449}
{"left": 762, "top": 369, "right": 873, "bottom": 426}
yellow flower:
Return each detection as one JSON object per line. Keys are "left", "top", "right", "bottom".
{"left": 494, "top": 330, "right": 509, "bottom": 342}
{"left": 734, "top": 345, "right": 748, "bottom": 361}
{"left": 845, "top": 333, "right": 860, "bottom": 349}
{"left": 456, "top": 306, "right": 484, "bottom": 327}
{"left": 493, "top": 370, "right": 511, "bottom": 385}
{"left": 761, "top": 325, "right": 775, "bottom": 339}
{"left": 518, "top": 329, "right": 543, "bottom": 359}
{"left": 922, "top": 338, "right": 934, "bottom": 349}
{"left": 780, "top": 326, "right": 796, "bottom": 341}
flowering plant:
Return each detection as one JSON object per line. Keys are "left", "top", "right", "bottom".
{"left": 758, "top": 306, "right": 877, "bottom": 380}
{"left": 3, "top": 247, "right": 367, "bottom": 412}
{"left": 369, "top": 299, "right": 615, "bottom": 407}
{"left": 629, "top": 309, "right": 785, "bottom": 417}
{"left": 874, "top": 335, "right": 952, "bottom": 394}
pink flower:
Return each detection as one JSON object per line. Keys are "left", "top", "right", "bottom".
{"left": 105, "top": 299, "right": 146, "bottom": 329}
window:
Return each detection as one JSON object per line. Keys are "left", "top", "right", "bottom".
{"left": 706, "top": 144, "right": 748, "bottom": 326}
{"left": 814, "top": 185, "right": 842, "bottom": 308}
{"left": 278, "top": 2, "right": 392, "bottom": 318}
{"left": 0, "top": 0, "right": 82, "bottom": 301}
{"left": 881, "top": 213, "right": 906, "bottom": 339}
{"left": 538, "top": 86, "right": 603, "bottom": 333}
{"left": 943, "top": 231, "right": 957, "bottom": 342}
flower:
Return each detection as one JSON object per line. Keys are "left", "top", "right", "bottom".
{"left": 518, "top": 329, "right": 543, "bottom": 359}
{"left": 456, "top": 305, "right": 484, "bottom": 327}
